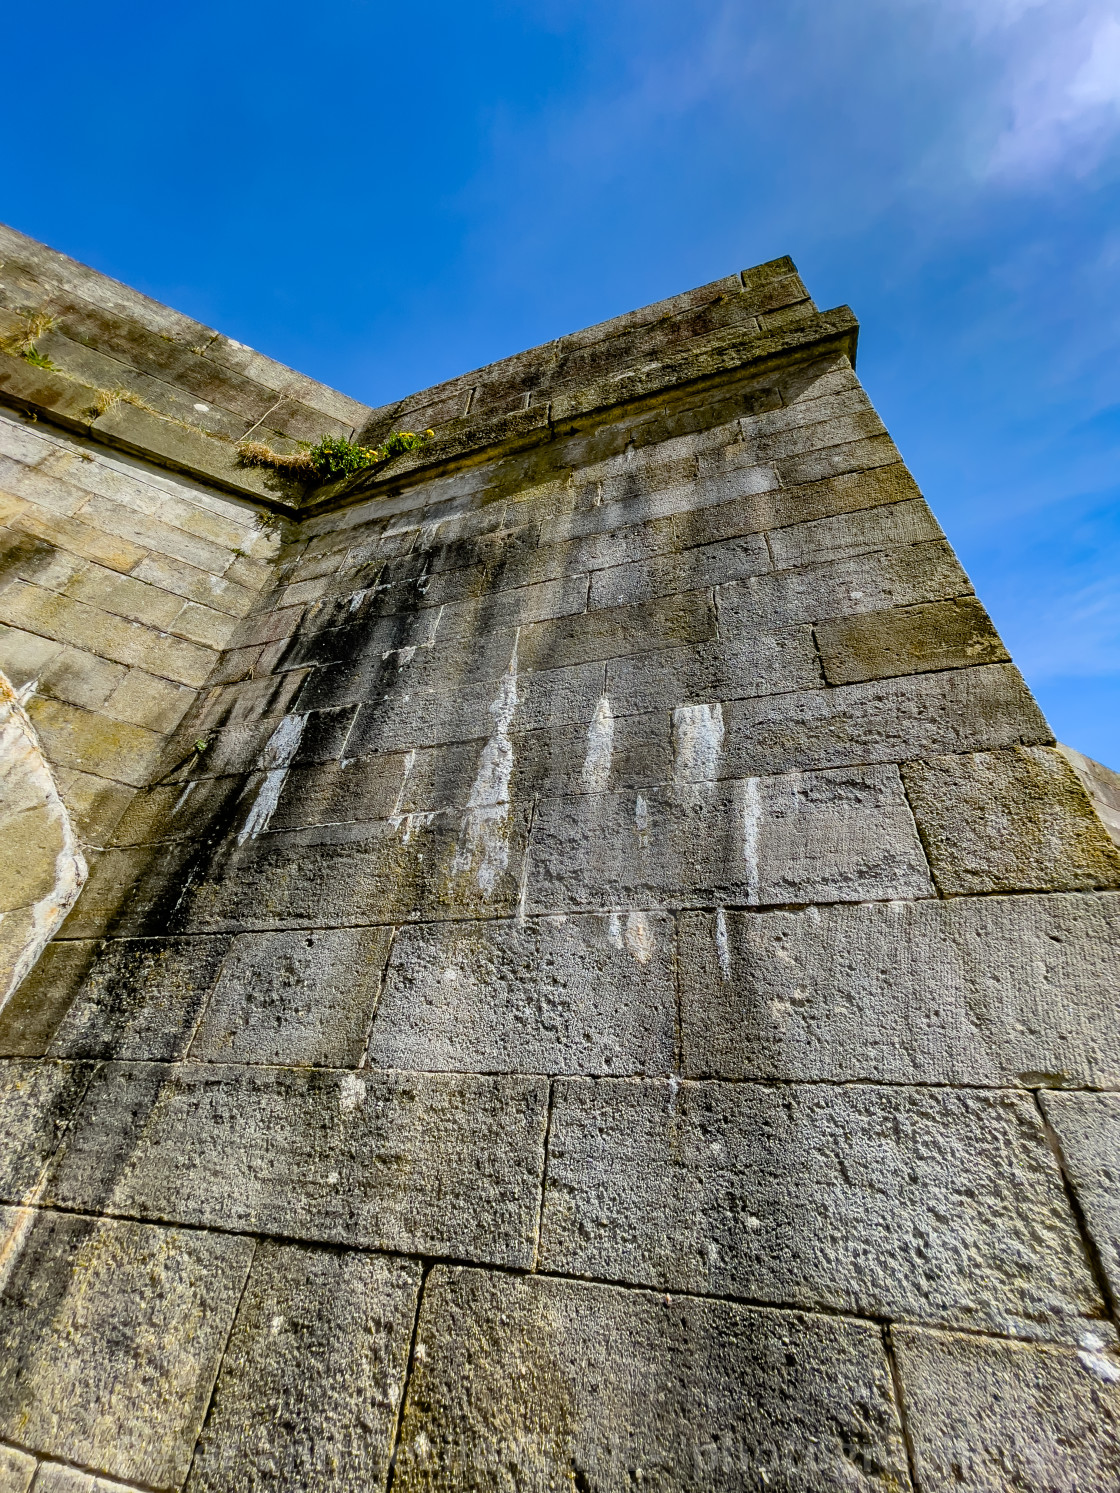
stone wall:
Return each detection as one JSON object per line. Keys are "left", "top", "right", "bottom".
{"left": 2, "top": 231, "right": 1120, "bottom": 1491}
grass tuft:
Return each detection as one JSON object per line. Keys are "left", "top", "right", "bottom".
{"left": 237, "top": 429, "right": 434, "bottom": 483}
{"left": 1, "top": 311, "right": 59, "bottom": 368}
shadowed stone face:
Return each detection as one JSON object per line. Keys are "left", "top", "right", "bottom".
{"left": 2, "top": 233, "right": 1120, "bottom": 1487}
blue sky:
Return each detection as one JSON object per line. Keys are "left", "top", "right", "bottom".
{"left": 5, "top": 1, "right": 1120, "bottom": 761}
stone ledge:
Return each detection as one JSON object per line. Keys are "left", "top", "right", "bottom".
{"left": 0, "top": 354, "right": 306, "bottom": 511}
{"left": 308, "top": 305, "right": 860, "bottom": 514}
{"left": 0, "top": 303, "right": 859, "bottom": 525}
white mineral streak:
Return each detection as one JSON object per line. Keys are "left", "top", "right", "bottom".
{"left": 607, "top": 908, "right": 654, "bottom": 964}
{"left": 672, "top": 702, "right": 725, "bottom": 784}
{"left": 741, "top": 776, "right": 762, "bottom": 905}
{"left": 634, "top": 794, "right": 650, "bottom": 849}
{"left": 237, "top": 712, "right": 307, "bottom": 845}
{"left": 581, "top": 695, "right": 615, "bottom": 791}
{"left": 338, "top": 1073, "right": 367, "bottom": 1113}
{"left": 624, "top": 909, "right": 654, "bottom": 964}
{"left": 452, "top": 638, "right": 519, "bottom": 896}
{"left": 715, "top": 906, "right": 732, "bottom": 980}
{"left": 0, "top": 671, "right": 88, "bottom": 1013}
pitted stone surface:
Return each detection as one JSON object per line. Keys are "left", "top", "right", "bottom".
{"left": 0, "top": 1059, "right": 92, "bottom": 1200}
{"left": 527, "top": 764, "right": 933, "bottom": 911}
{"left": 367, "top": 913, "right": 676, "bottom": 1075}
{"left": 185, "top": 1243, "right": 421, "bottom": 1493}
{"left": 680, "top": 893, "right": 1120, "bottom": 1086}
{"left": 0, "top": 1210, "right": 253, "bottom": 1489}
{"left": 46, "top": 1062, "right": 549, "bottom": 1266}
{"left": 393, "top": 1268, "right": 911, "bottom": 1492}
{"left": 902, "top": 747, "right": 1120, "bottom": 894}
{"left": 894, "top": 1327, "right": 1120, "bottom": 1491}
{"left": 190, "top": 926, "right": 392, "bottom": 1066}
{"left": 541, "top": 1079, "right": 1103, "bottom": 1338}
{"left": 1041, "top": 1092, "right": 1120, "bottom": 1304}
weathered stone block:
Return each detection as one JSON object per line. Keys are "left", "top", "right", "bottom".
{"left": 0, "top": 1210, "right": 253, "bottom": 1489}
{"left": 1041, "top": 1092, "right": 1120, "bottom": 1304}
{"left": 46, "top": 935, "right": 232, "bottom": 1061}
{"left": 47, "top": 1062, "right": 549, "bottom": 1265}
{"left": 894, "top": 1327, "right": 1120, "bottom": 1491}
{"left": 393, "top": 1267, "right": 910, "bottom": 1492}
{"left": 26, "top": 1466, "right": 136, "bottom": 1493}
{"left": 0, "top": 1446, "right": 34, "bottom": 1493}
{"left": 527, "top": 764, "right": 932, "bottom": 912}
{"left": 540, "top": 1078, "right": 1103, "bottom": 1338}
{"left": 367, "top": 913, "right": 676, "bottom": 1075}
{"left": 902, "top": 747, "right": 1120, "bottom": 894}
{"left": 341, "top": 659, "right": 604, "bottom": 759}
{"left": 606, "top": 627, "right": 824, "bottom": 713}
{"left": 25, "top": 694, "right": 165, "bottom": 788}
{"left": 716, "top": 538, "right": 970, "bottom": 633}
{"left": 180, "top": 803, "right": 533, "bottom": 931}
{"left": 0, "top": 942, "right": 98, "bottom": 1057}
{"left": 680, "top": 892, "right": 1120, "bottom": 1087}
{"left": 773, "top": 431, "right": 901, "bottom": 488}
{"left": 186, "top": 1244, "right": 421, "bottom": 1493}
{"left": 0, "top": 1059, "right": 92, "bottom": 1198}
{"left": 718, "top": 663, "right": 1050, "bottom": 777}
{"left": 767, "top": 493, "right": 941, "bottom": 570}
{"left": 190, "top": 926, "right": 392, "bottom": 1066}
{"left": 817, "top": 596, "right": 1008, "bottom": 685}
{"left": 587, "top": 532, "right": 770, "bottom": 610}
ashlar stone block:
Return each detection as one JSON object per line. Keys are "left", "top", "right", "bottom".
{"left": 718, "top": 663, "right": 1050, "bottom": 778}
{"left": 0, "top": 1059, "right": 92, "bottom": 1200}
{"left": 0, "top": 1447, "right": 34, "bottom": 1493}
{"left": 894, "top": 1326, "right": 1120, "bottom": 1492}
{"left": 1040, "top": 1091, "right": 1120, "bottom": 1305}
{"left": 190, "top": 925, "right": 393, "bottom": 1067}
{"left": 902, "top": 746, "right": 1120, "bottom": 894}
{"left": 540, "top": 1078, "right": 1104, "bottom": 1340}
{"left": 366, "top": 913, "right": 676, "bottom": 1076}
{"left": 47, "top": 935, "right": 233, "bottom": 1061}
{"left": 0, "top": 1209, "right": 253, "bottom": 1490}
{"left": 46, "top": 1061, "right": 549, "bottom": 1266}
{"left": 393, "top": 1267, "right": 911, "bottom": 1492}
{"left": 27, "top": 1467, "right": 138, "bottom": 1493}
{"left": 186, "top": 1243, "right": 421, "bottom": 1493}
{"left": 527, "top": 764, "right": 932, "bottom": 912}
{"left": 716, "top": 538, "right": 970, "bottom": 633}
{"left": 680, "top": 892, "right": 1120, "bottom": 1087}
{"left": 816, "top": 596, "right": 1008, "bottom": 685}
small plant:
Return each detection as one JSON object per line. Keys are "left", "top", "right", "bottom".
{"left": 22, "top": 347, "right": 58, "bottom": 370}
{"left": 237, "top": 429, "right": 434, "bottom": 483}
{"left": 1, "top": 311, "right": 58, "bottom": 369}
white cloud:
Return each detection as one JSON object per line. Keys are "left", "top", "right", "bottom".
{"left": 951, "top": 0, "right": 1120, "bottom": 177}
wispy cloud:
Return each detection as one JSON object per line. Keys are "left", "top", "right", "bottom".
{"left": 964, "top": 0, "right": 1120, "bottom": 177}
